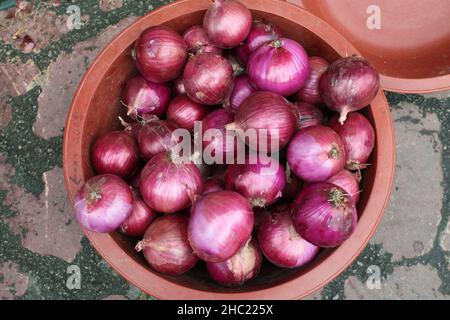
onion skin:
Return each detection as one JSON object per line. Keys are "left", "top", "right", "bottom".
{"left": 203, "top": 0, "right": 252, "bottom": 49}
{"left": 248, "top": 39, "right": 310, "bottom": 97}
{"left": 119, "top": 191, "right": 158, "bottom": 237}
{"left": 326, "top": 169, "right": 361, "bottom": 204}
{"left": 293, "top": 183, "right": 357, "bottom": 248}
{"left": 206, "top": 239, "right": 262, "bottom": 286}
{"left": 136, "top": 215, "right": 198, "bottom": 276}
{"left": 75, "top": 174, "right": 133, "bottom": 233}
{"left": 228, "top": 75, "right": 256, "bottom": 113}
{"left": 173, "top": 77, "right": 186, "bottom": 95}
{"left": 296, "top": 56, "right": 329, "bottom": 104}
{"left": 328, "top": 112, "right": 376, "bottom": 170}
{"left": 122, "top": 75, "right": 171, "bottom": 119}
{"left": 137, "top": 120, "right": 179, "bottom": 161}
{"left": 203, "top": 178, "right": 225, "bottom": 194}
{"left": 91, "top": 131, "right": 139, "bottom": 179}
{"left": 189, "top": 191, "right": 254, "bottom": 262}
{"left": 183, "top": 25, "right": 222, "bottom": 55}
{"left": 225, "top": 154, "right": 286, "bottom": 208}
{"left": 292, "top": 102, "right": 325, "bottom": 130}
{"left": 230, "top": 91, "right": 298, "bottom": 153}
{"left": 167, "top": 95, "right": 209, "bottom": 131}
{"left": 183, "top": 53, "right": 234, "bottom": 105}
{"left": 319, "top": 56, "right": 380, "bottom": 124}
{"left": 140, "top": 153, "right": 203, "bottom": 214}
{"left": 287, "top": 125, "right": 346, "bottom": 182}
{"left": 134, "top": 26, "right": 188, "bottom": 83}
{"left": 258, "top": 205, "right": 319, "bottom": 268}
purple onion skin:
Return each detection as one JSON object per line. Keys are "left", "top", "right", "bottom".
{"left": 296, "top": 56, "right": 329, "bottom": 104}
{"left": 189, "top": 191, "right": 254, "bottom": 263}
{"left": 183, "top": 25, "right": 222, "bottom": 55}
{"left": 167, "top": 95, "right": 210, "bottom": 131}
{"left": 225, "top": 154, "right": 286, "bottom": 208}
{"left": 119, "top": 191, "right": 158, "bottom": 237}
{"left": 91, "top": 131, "right": 139, "bottom": 179}
{"left": 207, "top": 239, "right": 262, "bottom": 287}
{"left": 248, "top": 39, "right": 310, "bottom": 97}
{"left": 173, "top": 77, "right": 186, "bottom": 95}
{"left": 293, "top": 102, "right": 325, "bottom": 130}
{"left": 203, "top": 178, "right": 225, "bottom": 195}
{"left": 258, "top": 205, "right": 319, "bottom": 268}
{"left": 122, "top": 75, "right": 171, "bottom": 119}
{"left": 137, "top": 120, "right": 179, "bottom": 161}
{"left": 183, "top": 53, "right": 234, "bottom": 105}
{"left": 134, "top": 26, "right": 188, "bottom": 83}
{"left": 293, "top": 183, "right": 357, "bottom": 248}
{"left": 287, "top": 126, "right": 346, "bottom": 182}
{"left": 203, "top": 0, "right": 252, "bottom": 49}
{"left": 231, "top": 91, "right": 298, "bottom": 153}
{"left": 229, "top": 75, "right": 256, "bottom": 113}
{"left": 140, "top": 153, "right": 204, "bottom": 214}
{"left": 328, "top": 112, "right": 376, "bottom": 170}
{"left": 75, "top": 175, "right": 133, "bottom": 233}
{"left": 319, "top": 56, "right": 380, "bottom": 124}
{"left": 326, "top": 169, "right": 361, "bottom": 205}
{"left": 236, "top": 21, "right": 282, "bottom": 65}
{"left": 136, "top": 215, "right": 198, "bottom": 276}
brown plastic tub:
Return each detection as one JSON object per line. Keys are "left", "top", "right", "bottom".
{"left": 63, "top": 0, "right": 396, "bottom": 300}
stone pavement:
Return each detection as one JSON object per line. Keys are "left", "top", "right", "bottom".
{"left": 0, "top": 1, "right": 449, "bottom": 300}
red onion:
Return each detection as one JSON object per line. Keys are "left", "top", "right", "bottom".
{"left": 296, "top": 56, "right": 329, "bottom": 104}
{"left": 258, "top": 204, "right": 319, "bottom": 268}
{"left": 189, "top": 191, "right": 253, "bottom": 262}
{"left": 293, "top": 182, "right": 357, "bottom": 248}
{"left": 140, "top": 153, "right": 203, "bottom": 214}
{"left": 122, "top": 75, "right": 171, "bottom": 119}
{"left": 236, "top": 21, "right": 282, "bottom": 65}
{"left": 228, "top": 75, "right": 256, "bottom": 113}
{"left": 91, "top": 131, "right": 139, "bottom": 179}
{"left": 183, "top": 53, "right": 234, "bottom": 105}
{"left": 134, "top": 26, "right": 188, "bottom": 83}
{"left": 292, "top": 101, "right": 325, "bottom": 130}
{"left": 183, "top": 25, "right": 222, "bottom": 55}
{"left": 283, "top": 164, "right": 303, "bottom": 200}
{"left": 75, "top": 174, "right": 133, "bottom": 233}
{"left": 206, "top": 239, "right": 262, "bottom": 286}
{"left": 248, "top": 38, "right": 310, "bottom": 97}
{"left": 138, "top": 120, "right": 179, "bottom": 161}
{"left": 203, "top": 0, "right": 252, "bottom": 49}
{"left": 319, "top": 56, "right": 380, "bottom": 124}
{"left": 287, "top": 125, "right": 346, "bottom": 182}
{"left": 326, "top": 169, "right": 361, "bottom": 205}
{"left": 166, "top": 95, "right": 209, "bottom": 132}
{"left": 119, "top": 117, "right": 142, "bottom": 140}
{"left": 225, "top": 154, "right": 286, "bottom": 208}
{"left": 119, "top": 191, "right": 158, "bottom": 237}
{"left": 227, "top": 91, "right": 298, "bottom": 153}
{"left": 173, "top": 77, "right": 186, "bottom": 95}
{"left": 203, "top": 178, "right": 225, "bottom": 194}
{"left": 328, "top": 112, "right": 376, "bottom": 170}
{"left": 136, "top": 215, "right": 198, "bottom": 275}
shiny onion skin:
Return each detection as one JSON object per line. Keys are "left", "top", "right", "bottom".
{"left": 183, "top": 53, "right": 234, "bottom": 105}
{"left": 75, "top": 174, "right": 133, "bottom": 233}
{"left": 119, "top": 191, "right": 158, "bottom": 237}
{"left": 292, "top": 102, "right": 325, "bottom": 130}
{"left": 135, "top": 215, "right": 198, "bottom": 276}
{"left": 206, "top": 239, "right": 262, "bottom": 286}
{"left": 166, "top": 95, "right": 210, "bottom": 131}
{"left": 203, "top": 178, "right": 225, "bottom": 194}
{"left": 248, "top": 39, "right": 310, "bottom": 97}
{"left": 229, "top": 91, "right": 298, "bottom": 153}
{"left": 287, "top": 126, "right": 346, "bottom": 182}
{"left": 137, "top": 120, "right": 179, "bottom": 161}
{"left": 203, "top": 0, "right": 252, "bottom": 49}
{"left": 328, "top": 112, "right": 376, "bottom": 170}
{"left": 319, "top": 56, "right": 380, "bottom": 124}
{"left": 296, "top": 56, "right": 329, "bottom": 104}
{"left": 258, "top": 205, "right": 319, "bottom": 268}
{"left": 183, "top": 25, "right": 222, "bottom": 55}
{"left": 122, "top": 75, "right": 171, "bottom": 119}
{"left": 293, "top": 183, "right": 358, "bottom": 248}
{"left": 326, "top": 169, "right": 361, "bottom": 205}
{"left": 173, "top": 77, "right": 186, "bottom": 95}
{"left": 228, "top": 75, "right": 256, "bottom": 113}
{"left": 224, "top": 154, "right": 286, "bottom": 208}
{"left": 236, "top": 21, "right": 282, "bottom": 65}
{"left": 91, "top": 131, "right": 139, "bottom": 179}
{"left": 134, "top": 26, "right": 188, "bottom": 83}
{"left": 139, "top": 153, "right": 203, "bottom": 214}
{"left": 189, "top": 191, "right": 254, "bottom": 262}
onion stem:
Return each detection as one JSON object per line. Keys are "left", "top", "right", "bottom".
{"left": 328, "top": 188, "right": 345, "bottom": 208}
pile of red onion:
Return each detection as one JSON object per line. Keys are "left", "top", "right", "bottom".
{"left": 74, "top": 0, "right": 380, "bottom": 287}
